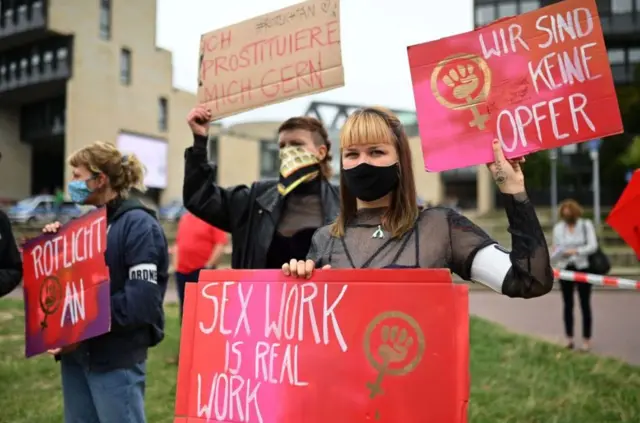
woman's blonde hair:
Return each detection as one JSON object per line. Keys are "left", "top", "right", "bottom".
{"left": 68, "top": 141, "right": 146, "bottom": 198}
{"left": 558, "top": 198, "right": 583, "bottom": 220}
{"left": 330, "top": 107, "right": 419, "bottom": 238}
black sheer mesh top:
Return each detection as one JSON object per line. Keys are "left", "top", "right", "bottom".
{"left": 306, "top": 194, "right": 554, "bottom": 298}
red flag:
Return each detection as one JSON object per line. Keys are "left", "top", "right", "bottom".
{"left": 606, "top": 170, "right": 640, "bottom": 259}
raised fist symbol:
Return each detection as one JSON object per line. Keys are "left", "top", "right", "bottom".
{"left": 443, "top": 64, "right": 479, "bottom": 100}
{"left": 45, "top": 285, "right": 57, "bottom": 308}
{"left": 378, "top": 325, "right": 413, "bottom": 364}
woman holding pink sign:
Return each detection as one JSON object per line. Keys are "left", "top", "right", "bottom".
{"left": 42, "top": 141, "right": 169, "bottom": 423}
{"left": 283, "top": 107, "right": 554, "bottom": 299}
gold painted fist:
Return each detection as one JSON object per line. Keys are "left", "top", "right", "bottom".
{"left": 378, "top": 325, "right": 413, "bottom": 363}
{"left": 443, "top": 64, "right": 479, "bottom": 100}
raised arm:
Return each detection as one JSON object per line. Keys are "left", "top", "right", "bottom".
{"left": 448, "top": 193, "right": 554, "bottom": 298}
{"left": 448, "top": 140, "right": 554, "bottom": 298}
{"left": 183, "top": 106, "right": 251, "bottom": 233}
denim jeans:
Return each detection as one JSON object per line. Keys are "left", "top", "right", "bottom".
{"left": 60, "top": 351, "right": 146, "bottom": 423}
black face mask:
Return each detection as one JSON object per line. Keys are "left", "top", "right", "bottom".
{"left": 343, "top": 163, "right": 399, "bottom": 202}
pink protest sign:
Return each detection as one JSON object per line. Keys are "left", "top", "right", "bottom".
{"left": 407, "top": 0, "right": 622, "bottom": 172}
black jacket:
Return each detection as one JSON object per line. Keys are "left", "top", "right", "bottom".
{"left": 63, "top": 198, "right": 169, "bottom": 371}
{"left": 183, "top": 134, "right": 340, "bottom": 269}
{"left": 0, "top": 210, "right": 22, "bottom": 297}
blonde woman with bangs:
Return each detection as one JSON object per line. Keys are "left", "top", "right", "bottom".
{"left": 283, "top": 107, "right": 554, "bottom": 299}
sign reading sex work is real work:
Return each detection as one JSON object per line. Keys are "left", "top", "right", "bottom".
{"left": 407, "top": 0, "right": 622, "bottom": 172}
{"left": 198, "top": 0, "right": 344, "bottom": 119}
{"left": 22, "top": 208, "right": 110, "bottom": 357}
{"left": 174, "top": 269, "right": 469, "bottom": 423}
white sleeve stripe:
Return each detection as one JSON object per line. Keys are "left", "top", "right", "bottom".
{"left": 470, "top": 244, "right": 511, "bottom": 294}
{"left": 128, "top": 263, "right": 158, "bottom": 284}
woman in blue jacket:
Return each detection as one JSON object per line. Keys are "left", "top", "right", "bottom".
{"left": 43, "top": 141, "right": 168, "bottom": 423}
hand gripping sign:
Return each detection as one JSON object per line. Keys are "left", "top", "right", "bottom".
{"left": 174, "top": 269, "right": 469, "bottom": 423}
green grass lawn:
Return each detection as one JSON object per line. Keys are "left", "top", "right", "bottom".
{"left": 0, "top": 299, "right": 638, "bottom": 423}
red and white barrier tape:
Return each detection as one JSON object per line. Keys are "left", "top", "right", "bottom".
{"left": 15, "top": 247, "right": 640, "bottom": 290}
{"left": 553, "top": 269, "right": 640, "bottom": 290}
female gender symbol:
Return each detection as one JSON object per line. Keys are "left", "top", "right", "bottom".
{"left": 363, "top": 311, "right": 426, "bottom": 399}
{"left": 39, "top": 276, "right": 63, "bottom": 330}
{"left": 430, "top": 53, "right": 492, "bottom": 131}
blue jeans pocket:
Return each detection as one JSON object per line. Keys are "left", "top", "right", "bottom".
{"left": 89, "top": 362, "right": 147, "bottom": 423}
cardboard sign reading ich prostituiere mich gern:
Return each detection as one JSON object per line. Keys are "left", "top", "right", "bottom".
{"left": 197, "top": 0, "right": 344, "bottom": 120}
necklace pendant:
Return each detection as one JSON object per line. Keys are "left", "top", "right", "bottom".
{"left": 372, "top": 225, "right": 384, "bottom": 239}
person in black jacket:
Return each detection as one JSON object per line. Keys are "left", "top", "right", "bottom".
{"left": 0, "top": 208, "right": 22, "bottom": 297}
{"left": 183, "top": 105, "right": 340, "bottom": 269}
{"left": 43, "top": 141, "right": 168, "bottom": 423}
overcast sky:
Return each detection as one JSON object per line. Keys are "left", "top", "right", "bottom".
{"left": 156, "top": 0, "right": 473, "bottom": 125}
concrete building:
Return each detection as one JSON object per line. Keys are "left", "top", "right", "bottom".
{"left": 0, "top": 0, "right": 195, "bottom": 205}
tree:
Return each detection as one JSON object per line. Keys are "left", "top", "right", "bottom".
{"left": 620, "top": 135, "right": 640, "bottom": 169}
{"left": 601, "top": 65, "right": 640, "bottom": 198}
{"left": 522, "top": 149, "right": 568, "bottom": 190}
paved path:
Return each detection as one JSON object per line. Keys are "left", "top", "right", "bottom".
{"left": 155, "top": 284, "right": 640, "bottom": 366}
{"left": 6, "top": 284, "right": 639, "bottom": 366}
{"left": 469, "top": 289, "right": 640, "bottom": 366}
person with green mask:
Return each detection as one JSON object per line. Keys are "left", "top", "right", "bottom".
{"left": 183, "top": 105, "right": 340, "bottom": 269}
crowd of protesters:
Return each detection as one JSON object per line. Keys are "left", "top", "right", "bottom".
{"left": 8, "top": 104, "right": 625, "bottom": 423}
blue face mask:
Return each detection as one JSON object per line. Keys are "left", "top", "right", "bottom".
{"left": 67, "top": 180, "right": 93, "bottom": 204}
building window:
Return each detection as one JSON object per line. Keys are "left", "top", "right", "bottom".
{"left": 608, "top": 48, "right": 626, "bottom": 64}
{"left": 260, "top": 140, "right": 279, "bottom": 179}
{"left": 519, "top": 0, "right": 540, "bottom": 13}
{"left": 158, "top": 97, "right": 168, "bottom": 132}
{"left": 498, "top": 2, "right": 518, "bottom": 18}
{"left": 208, "top": 136, "right": 219, "bottom": 164}
{"left": 99, "top": 0, "right": 111, "bottom": 40}
{"left": 612, "top": 0, "right": 633, "bottom": 13}
{"left": 475, "top": 5, "right": 495, "bottom": 26}
{"left": 629, "top": 48, "right": 640, "bottom": 81}
{"left": 120, "top": 48, "right": 131, "bottom": 85}
{"left": 629, "top": 48, "right": 640, "bottom": 64}
{"left": 608, "top": 48, "right": 630, "bottom": 84}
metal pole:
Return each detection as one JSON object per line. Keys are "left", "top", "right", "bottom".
{"left": 591, "top": 150, "right": 601, "bottom": 228}
{"left": 550, "top": 149, "right": 558, "bottom": 224}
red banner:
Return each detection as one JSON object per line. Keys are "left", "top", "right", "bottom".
{"left": 22, "top": 208, "right": 111, "bottom": 357}
{"left": 407, "top": 0, "right": 622, "bottom": 171}
{"left": 175, "top": 269, "right": 469, "bottom": 423}
{"left": 607, "top": 170, "right": 640, "bottom": 259}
